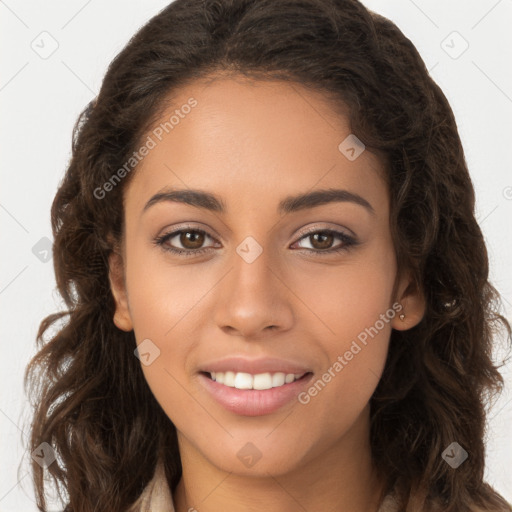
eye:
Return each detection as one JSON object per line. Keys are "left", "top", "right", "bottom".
{"left": 153, "top": 226, "right": 219, "bottom": 256}
{"left": 153, "top": 225, "right": 358, "bottom": 257}
{"left": 292, "top": 229, "right": 357, "bottom": 255}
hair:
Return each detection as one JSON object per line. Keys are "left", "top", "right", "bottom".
{"left": 24, "top": 0, "right": 512, "bottom": 511}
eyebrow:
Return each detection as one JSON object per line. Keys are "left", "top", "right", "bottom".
{"left": 142, "top": 187, "right": 375, "bottom": 216}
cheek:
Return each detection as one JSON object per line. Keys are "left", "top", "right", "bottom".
{"left": 124, "top": 236, "right": 212, "bottom": 343}
{"left": 126, "top": 280, "right": 201, "bottom": 433}
{"left": 291, "top": 248, "right": 395, "bottom": 415}
{"left": 297, "top": 303, "right": 392, "bottom": 439}
{"left": 122, "top": 243, "right": 200, "bottom": 412}
{"left": 290, "top": 245, "right": 396, "bottom": 342}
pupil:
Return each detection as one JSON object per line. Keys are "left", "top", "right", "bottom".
{"left": 313, "top": 233, "right": 332, "bottom": 249}
{"left": 182, "top": 231, "right": 203, "bottom": 248}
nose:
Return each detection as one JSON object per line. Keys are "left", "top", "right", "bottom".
{"left": 212, "top": 245, "right": 294, "bottom": 339}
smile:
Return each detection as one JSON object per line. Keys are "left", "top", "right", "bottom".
{"left": 198, "top": 371, "right": 314, "bottom": 416}
{"left": 209, "top": 371, "right": 306, "bottom": 390}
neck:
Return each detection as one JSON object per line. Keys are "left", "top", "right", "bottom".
{"left": 173, "top": 406, "right": 387, "bottom": 512}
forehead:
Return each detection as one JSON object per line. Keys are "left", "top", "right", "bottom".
{"left": 125, "top": 75, "right": 387, "bottom": 216}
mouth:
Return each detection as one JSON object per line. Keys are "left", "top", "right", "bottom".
{"left": 201, "top": 370, "right": 310, "bottom": 390}
{"left": 197, "top": 370, "right": 314, "bottom": 416}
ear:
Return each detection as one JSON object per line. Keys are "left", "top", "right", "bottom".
{"left": 391, "top": 270, "right": 426, "bottom": 331}
{"left": 108, "top": 249, "right": 134, "bottom": 332}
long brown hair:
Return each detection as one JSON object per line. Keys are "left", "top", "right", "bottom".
{"left": 24, "top": 0, "right": 512, "bottom": 510}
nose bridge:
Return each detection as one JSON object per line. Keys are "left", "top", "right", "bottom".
{"left": 212, "top": 234, "right": 294, "bottom": 336}
{"left": 230, "top": 234, "right": 279, "bottom": 305}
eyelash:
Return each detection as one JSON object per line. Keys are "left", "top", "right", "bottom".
{"left": 153, "top": 225, "right": 358, "bottom": 258}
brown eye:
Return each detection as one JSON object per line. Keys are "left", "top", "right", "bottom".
{"left": 308, "top": 232, "right": 335, "bottom": 250}
{"left": 293, "top": 229, "right": 356, "bottom": 256}
{"left": 155, "top": 227, "right": 356, "bottom": 258}
{"left": 179, "top": 230, "right": 206, "bottom": 249}
{"left": 296, "top": 231, "right": 340, "bottom": 251}
{"left": 155, "top": 227, "right": 217, "bottom": 255}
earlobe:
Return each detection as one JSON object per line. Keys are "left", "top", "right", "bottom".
{"left": 108, "top": 250, "right": 134, "bottom": 332}
{"left": 392, "top": 273, "right": 426, "bottom": 331}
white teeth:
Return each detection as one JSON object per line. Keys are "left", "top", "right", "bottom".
{"left": 234, "top": 372, "right": 253, "bottom": 389}
{"left": 271, "top": 372, "right": 285, "bottom": 387}
{"left": 224, "top": 371, "right": 236, "bottom": 387}
{"left": 210, "top": 371, "right": 306, "bottom": 389}
{"left": 253, "top": 373, "right": 273, "bottom": 390}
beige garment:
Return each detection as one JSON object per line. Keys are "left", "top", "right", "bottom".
{"left": 127, "top": 462, "right": 175, "bottom": 512}
{"left": 129, "top": 462, "right": 400, "bottom": 512}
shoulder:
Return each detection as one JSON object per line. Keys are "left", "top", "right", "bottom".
{"left": 126, "top": 461, "right": 175, "bottom": 512}
{"left": 378, "top": 492, "right": 400, "bottom": 512}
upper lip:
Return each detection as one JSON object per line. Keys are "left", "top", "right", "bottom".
{"left": 200, "top": 356, "right": 313, "bottom": 375}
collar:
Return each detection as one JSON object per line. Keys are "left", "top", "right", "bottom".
{"left": 128, "top": 462, "right": 399, "bottom": 512}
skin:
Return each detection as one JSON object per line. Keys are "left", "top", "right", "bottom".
{"left": 109, "top": 74, "right": 425, "bottom": 512}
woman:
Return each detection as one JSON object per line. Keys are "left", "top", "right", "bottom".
{"left": 25, "top": 0, "right": 512, "bottom": 511}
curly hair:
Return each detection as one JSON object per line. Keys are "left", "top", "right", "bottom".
{"left": 24, "top": 0, "right": 512, "bottom": 511}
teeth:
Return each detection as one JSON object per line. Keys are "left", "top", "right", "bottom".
{"left": 234, "top": 372, "right": 253, "bottom": 389}
{"left": 210, "top": 371, "right": 306, "bottom": 390}
{"left": 272, "top": 372, "right": 285, "bottom": 387}
{"left": 253, "top": 373, "right": 272, "bottom": 390}
{"left": 224, "top": 371, "right": 235, "bottom": 387}
{"left": 285, "top": 373, "right": 295, "bottom": 384}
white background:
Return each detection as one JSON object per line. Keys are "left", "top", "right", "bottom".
{"left": 1, "top": 0, "right": 511, "bottom": 510}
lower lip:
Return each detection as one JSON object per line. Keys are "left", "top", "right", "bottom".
{"left": 198, "top": 372, "right": 314, "bottom": 416}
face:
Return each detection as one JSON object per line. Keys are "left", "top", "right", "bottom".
{"left": 109, "top": 74, "right": 425, "bottom": 477}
